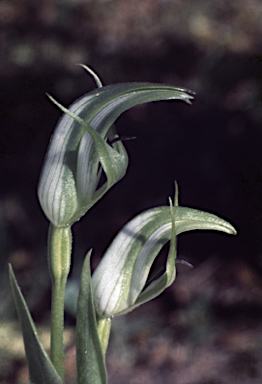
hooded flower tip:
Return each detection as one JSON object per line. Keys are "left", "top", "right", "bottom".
{"left": 41, "top": 78, "right": 195, "bottom": 227}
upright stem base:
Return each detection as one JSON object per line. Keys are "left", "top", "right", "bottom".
{"left": 48, "top": 224, "right": 72, "bottom": 380}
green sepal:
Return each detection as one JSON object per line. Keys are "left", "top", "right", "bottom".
{"left": 76, "top": 250, "right": 107, "bottom": 384}
{"left": 9, "top": 265, "right": 63, "bottom": 384}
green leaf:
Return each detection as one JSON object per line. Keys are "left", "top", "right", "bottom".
{"left": 9, "top": 265, "right": 63, "bottom": 384}
{"left": 76, "top": 250, "right": 107, "bottom": 384}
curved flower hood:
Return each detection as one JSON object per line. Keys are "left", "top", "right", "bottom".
{"left": 38, "top": 75, "right": 194, "bottom": 227}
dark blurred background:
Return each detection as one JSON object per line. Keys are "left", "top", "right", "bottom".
{"left": 1, "top": 1, "right": 262, "bottom": 383}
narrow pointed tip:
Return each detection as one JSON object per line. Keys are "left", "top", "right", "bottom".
{"left": 175, "top": 259, "right": 194, "bottom": 268}
{"left": 174, "top": 181, "right": 179, "bottom": 206}
{"left": 8, "top": 263, "right": 14, "bottom": 278}
{"left": 222, "top": 219, "right": 237, "bottom": 235}
{"left": 77, "top": 63, "right": 103, "bottom": 88}
{"left": 222, "top": 222, "right": 237, "bottom": 236}
{"left": 46, "top": 93, "right": 57, "bottom": 105}
{"left": 231, "top": 227, "right": 237, "bottom": 236}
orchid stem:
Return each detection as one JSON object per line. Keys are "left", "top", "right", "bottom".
{"left": 48, "top": 224, "right": 72, "bottom": 380}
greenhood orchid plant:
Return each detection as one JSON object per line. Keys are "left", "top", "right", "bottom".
{"left": 9, "top": 66, "right": 236, "bottom": 384}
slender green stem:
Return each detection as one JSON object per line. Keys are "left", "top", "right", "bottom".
{"left": 48, "top": 224, "right": 72, "bottom": 380}
{"left": 96, "top": 317, "right": 111, "bottom": 356}
{"left": 50, "top": 279, "right": 67, "bottom": 379}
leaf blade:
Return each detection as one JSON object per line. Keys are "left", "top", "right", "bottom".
{"left": 76, "top": 250, "right": 107, "bottom": 384}
{"left": 9, "top": 265, "right": 63, "bottom": 384}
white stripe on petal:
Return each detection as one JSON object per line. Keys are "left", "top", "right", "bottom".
{"left": 128, "top": 223, "right": 171, "bottom": 305}
{"left": 92, "top": 209, "right": 161, "bottom": 317}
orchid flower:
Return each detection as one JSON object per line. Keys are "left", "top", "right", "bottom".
{"left": 92, "top": 197, "right": 236, "bottom": 318}
{"left": 38, "top": 68, "right": 194, "bottom": 227}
